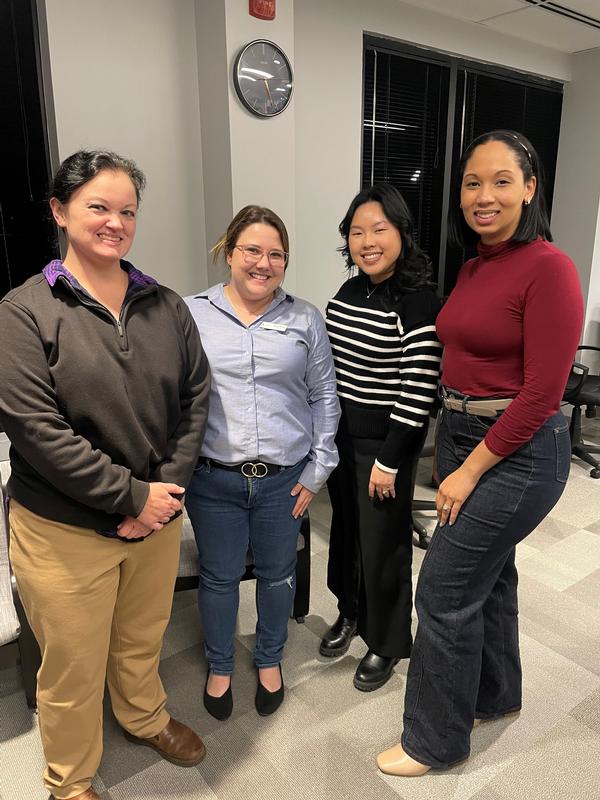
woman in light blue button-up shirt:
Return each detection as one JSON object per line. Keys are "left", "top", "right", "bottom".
{"left": 185, "top": 206, "right": 340, "bottom": 720}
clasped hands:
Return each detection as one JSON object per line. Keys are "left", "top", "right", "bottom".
{"left": 117, "top": 482, "right": 185, "bottom": 540}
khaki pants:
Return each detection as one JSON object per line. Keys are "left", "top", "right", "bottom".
{"left": 9, "top": 500, "right": 182, "bottom": 800}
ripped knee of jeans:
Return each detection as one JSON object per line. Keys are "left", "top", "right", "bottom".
{"left": 268, "top": 574, "right": 294, "bottom": 590}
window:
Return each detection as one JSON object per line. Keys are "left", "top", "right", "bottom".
{"left": 0, "top": 0, "right": 56, "bottom": 300}
{"left": 363, "top": 38, "right": 563, "bottom": 295}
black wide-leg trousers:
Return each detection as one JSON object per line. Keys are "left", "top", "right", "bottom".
{"left": 326, "top": 429, "right": 424, "bottom": 659}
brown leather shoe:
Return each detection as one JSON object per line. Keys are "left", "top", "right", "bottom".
{"left": 49, "top": 790, "right": 100, "bottom": 799}
{"left": 124, "top": 717, "right": 206, "bottom": 767}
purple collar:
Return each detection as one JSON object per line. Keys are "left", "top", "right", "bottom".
{"left": 43, "top": 259, "right": 158, "bottom": 290}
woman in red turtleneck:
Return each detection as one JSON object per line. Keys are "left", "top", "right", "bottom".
{"left": 377, "top": 130, "right": 583, "bottom": 776}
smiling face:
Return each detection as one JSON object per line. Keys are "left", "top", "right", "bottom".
{"left": 460, "top": 140, "right": 536, "bottom": 245}
{"left": 50, "top": 169, "right": 138, "bottom": 268}
{"left": 226, "top": 222, "right": 286, "bottom": 306}
{"left": 348, "top": 201, "right": 402, "bottom": 284}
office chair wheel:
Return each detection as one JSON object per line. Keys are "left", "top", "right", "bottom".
{"left": 590, "top": 468, "right": 600, "bottom": 479}
{"left": 295, "top": 616, "right": 306, "bottom": 624}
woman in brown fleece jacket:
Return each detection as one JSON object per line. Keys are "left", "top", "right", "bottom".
{"left": 0, "top": 151, "right": 210, "bottom": 800}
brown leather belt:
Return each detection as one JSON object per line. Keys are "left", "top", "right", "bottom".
{"left": 441, "top": 397, "right": 513, "bottom": 418}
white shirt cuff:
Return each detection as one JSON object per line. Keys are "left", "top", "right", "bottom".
{"left": 374, "top": 459, "right": 398, "bottom": 475}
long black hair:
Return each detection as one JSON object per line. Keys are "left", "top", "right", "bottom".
{"left": 338, "top": 183, "right": 433, "bottom": 297}
{"left": 448, "top": 130, "right": 552, "bottom": 249}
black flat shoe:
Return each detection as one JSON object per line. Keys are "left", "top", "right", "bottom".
{"left": 353, "top": 650, "right": 399, "bottom": 692}
{"left": 319, "top": 614, "right": 357, "bottom": 657}
{"left": 203, "top": 673, "right": 233, "bottom": 720}
{"left": 255, "top": 665, "right": 284, "bottom": 716}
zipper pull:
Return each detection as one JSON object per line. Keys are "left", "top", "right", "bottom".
{"left": 117, "top": 319, "right": 124, "bottom": 337}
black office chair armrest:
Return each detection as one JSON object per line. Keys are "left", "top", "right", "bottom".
{"left": 576, "top": 345, "right": 600, "bottom": 353}
{"left": 563, "top": 361, "right": 589, "bottom": 403}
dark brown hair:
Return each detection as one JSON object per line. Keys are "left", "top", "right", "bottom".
{"left": 212, "top": 205, "right": 290, "bottom": 268}
{"left": 50, "top": 150, "right": 146, "bottom": 205}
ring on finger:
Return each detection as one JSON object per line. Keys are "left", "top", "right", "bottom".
{"left": 442, "top": 505, "right": 451, "bottom": 512}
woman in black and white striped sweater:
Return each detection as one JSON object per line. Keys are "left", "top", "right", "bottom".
{"left": 320, "top": 184, "right": 442, "bottom": 691}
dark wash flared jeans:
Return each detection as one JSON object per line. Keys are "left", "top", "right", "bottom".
{"left": 401, "top": 406, "right": 570, "bottom": 767}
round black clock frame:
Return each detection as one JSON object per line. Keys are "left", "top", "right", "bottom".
{"left": 233, "top": 39, "right": 293, "bottom": 118}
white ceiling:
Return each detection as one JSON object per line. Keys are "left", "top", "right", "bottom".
{"left": 402, "top": 0, "right": 600, "bottom": 53}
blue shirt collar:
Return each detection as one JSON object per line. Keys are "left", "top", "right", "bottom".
{"left": 203, "top": 283, "right": 293, "bottom": 317}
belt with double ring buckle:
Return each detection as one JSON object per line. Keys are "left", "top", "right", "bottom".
{"left": 207, "top": 459, "right": 283, "bottom": 477}
{"left": 441, "top": 395, "right": 513, "bottom": 418}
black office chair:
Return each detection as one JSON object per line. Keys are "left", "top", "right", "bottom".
{"left": 1, "top": 461, "right": 39, "bottom": 708}
{"left": 411, "top": 452, "right": 437, "bottom": 549}
{"left": 411, "top": 412, "right": 439, "bottom": 550}
{"left": 563, "top": 346, "right": 600, "bottom": 479}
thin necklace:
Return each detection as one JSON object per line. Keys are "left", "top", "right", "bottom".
{"left": 366, "top": 282, "right": 379, "bottom": 299}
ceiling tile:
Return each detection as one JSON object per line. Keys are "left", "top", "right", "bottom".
{"left": 556, "top": 0, "right": 600, "bottom": 19}
{"left": 484, "top": 6, "right": 600, "bottom": 52}
{"left": 402, "top": 0, "right": 526, "bottom": 22}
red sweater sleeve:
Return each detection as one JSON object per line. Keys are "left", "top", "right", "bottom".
{"left": 484, "top": 250, "right": 583, "bottom": 456}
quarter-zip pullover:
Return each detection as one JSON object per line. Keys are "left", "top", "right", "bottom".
{"left": 0, "top": 260, "right": 210, "bottom": 531}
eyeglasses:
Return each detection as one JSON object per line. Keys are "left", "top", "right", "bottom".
{"left": 233, "top": 244, "right": 288, "bottom": 268}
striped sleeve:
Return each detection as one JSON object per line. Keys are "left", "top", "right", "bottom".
{"left": 375, "top": 295, "right": 442, "bottom": 470}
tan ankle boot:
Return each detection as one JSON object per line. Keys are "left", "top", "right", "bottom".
{"left": 376, "top": 744, "right": 431, "bottom": 776}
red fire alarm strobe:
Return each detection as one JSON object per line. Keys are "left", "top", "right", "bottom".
{"left": 249, "top": 0, "right": 275, "bottom": 21}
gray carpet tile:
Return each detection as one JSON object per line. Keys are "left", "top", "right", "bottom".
{"left": 565, "top": 568, "right": 600, "bottom": 609}
{"left": 524, "top": 515, "right": 583, "bottom": 551}
{"left": 584, "top": 519, "right": 600, "bottom": 535}
{"left": 569, "top": 686, "right": 600, "bottom": 736}
{"left": 2, "top": 422, "right": 600, "bottom": 799}
{"left": 517, "top": 573, "right": 600, "bottom": 676}
{"left": 489, "top": 715, "right": 600, "bottom": 800}
{"left": 200, "top": 721, "right": 308, "bottom": 800}
{"left": 106, "top": 759, "right": 216, "bottom": 800}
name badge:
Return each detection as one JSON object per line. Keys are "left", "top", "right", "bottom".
{"left": 260, "top": 321, "right": 287, "bottom": 332}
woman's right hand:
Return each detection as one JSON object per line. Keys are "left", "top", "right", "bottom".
{"left": 137, "top": 482, "right": 185, "bottom": 529}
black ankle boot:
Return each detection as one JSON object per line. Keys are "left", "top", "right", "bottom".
{"left": 319, "top": 614, "right": 357, "bottom": 657}
{"left": 203, "top": 673, "right": 233, "bottom": 720}
{"left": 255, "top": 665, "right": 285, "bottom": 716}
{"left": 353, "top": 650, "right": 399, "bottom": 692}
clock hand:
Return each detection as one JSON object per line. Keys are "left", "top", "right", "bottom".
{"left": 263, "top": 79, "right": 274, "bottom": 107}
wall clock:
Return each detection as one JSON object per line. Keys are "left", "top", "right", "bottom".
{"left": 233, "top": 39, "right": 293, "bottom": 118}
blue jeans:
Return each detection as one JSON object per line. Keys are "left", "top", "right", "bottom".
{"left": 402, "top": 407, "right": 570, "bottom": 767}
{"left": 185, "top": 458, "right": 306, "bottom": 674}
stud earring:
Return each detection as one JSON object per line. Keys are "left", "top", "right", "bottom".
{"left": 523, "top": 199, "right": 530, "bottom": 206}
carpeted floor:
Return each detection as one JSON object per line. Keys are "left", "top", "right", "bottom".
{"left": 1, "top": 418, "right": 599, "bottom": 800}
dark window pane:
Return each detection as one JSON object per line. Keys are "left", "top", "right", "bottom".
{"left": 363, "top": 47, "right": 450, "bottom": 279}
{"left": 0, "top": 0, "right": 57, "bottom": 299}
{"left": 444, "top": 71, "right": 562, "bottom": 294}
{"left": 363, "top": 39, "right": 563, "bottom": 297}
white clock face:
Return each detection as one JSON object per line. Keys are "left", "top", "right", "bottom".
{"left": 233, "top": 40, "right": 293, "bottom": 118}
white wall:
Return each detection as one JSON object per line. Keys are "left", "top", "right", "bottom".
{"left": 193, "top": 0, "right": 297, "bottom": 291}
{"left": 584, "top": 201, "right": 600, "bottom": 368}
{"left": 552, "top": 47, "right": 600, "bottom": 348}
{"left": 293, "top": 0, "right": 572, "bottom": 312}
{"left": 43, "top": 0, "right": 597, "bottom": 322}
{"left": 44, "top": 0, "right": 207, "bottom": 295}
{"left": 194, "top": 0, "right": 232, "bottom": 288}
